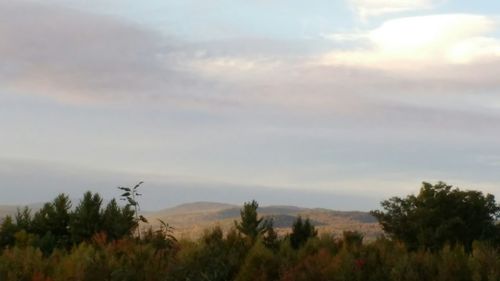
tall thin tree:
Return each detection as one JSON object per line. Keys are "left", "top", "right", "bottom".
{"left": 118, "top": 181, "right": 148, "bottom": 239}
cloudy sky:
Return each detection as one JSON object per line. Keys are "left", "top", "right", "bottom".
{"left": 1, "top": 0, "right": 500, "bottom": 210}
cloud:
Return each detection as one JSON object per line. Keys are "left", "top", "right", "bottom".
{"left": 0, "top": 1, "right": 338, "bottom": 110}
{"left": 1, "top": 1, "right": 500, "bottom": 207}
{"left": 320, "top": 14, "right": 500, "bottom": 69}
{"left": 349, "top": 0, "right": 440, "bottom": 19}
{"left": 1, "top": 1, "right": 500, "bottom": 116}
{"left": 0, "top": 1, "right": 208, "bottom": 104}
{"left": 0, "top": 1, "right": 333, "bottom": 109}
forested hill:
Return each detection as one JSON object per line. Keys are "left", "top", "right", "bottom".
{"left": 144, "top": 201, "right": 381, "bottom": 239}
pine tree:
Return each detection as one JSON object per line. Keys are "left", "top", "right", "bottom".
{"left": 70, "top": 191, "right": 103, "bottom": 243}
{"left": 290, "top": 216, "right": 317, "bottom": 249}
{"left": 50, "top": 194, "right": 71, "bottom": 247}
{"left": 102, "top": 199, "right": 136, "bottom": 240}
{"left": 235, "top": 200, "right": 269, "bottom": 242}
{"left": 0, "top": 216, "right": 17, "bottom": 248}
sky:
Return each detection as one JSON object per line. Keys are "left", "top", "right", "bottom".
{"left": 1, "top": 0, "right": 500, "bottom": 211}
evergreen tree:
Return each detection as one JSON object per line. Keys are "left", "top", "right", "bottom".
{"left": 50, "top": 194, "right": 71, "bottom": 247}
{"left": 262, "top": 220, "right": 279, "bottom": 250}
{"left": 290, "top": 216, "right": 317, "bottom": 249}
{"left": 235, "top": 200, "right": 270, "bottom": 242}
{"left": 0, "top": 216, "right": 17, "bottom": 248}
{"left": 31, "top": 202, "right": 55, "bottom": 236}
{"left": 102, "top": 199, "right": 136, "bottom": 240}
{"left": 70, "top": 191, "right": 104, "bottom": 243}
{"left": 14, "top": 207, "right": 32, "bottom": 232}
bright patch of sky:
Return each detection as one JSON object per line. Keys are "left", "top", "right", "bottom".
{"left": 50, "top": 0, "right": 353, "bottom": 41}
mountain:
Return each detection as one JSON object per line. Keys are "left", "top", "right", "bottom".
{"left": 0, "top": 201, "right": 382, "bottom": 240}
{"left": 155, "top": 201, "right": 238, "bottom": 215}
{"left": 145, "top": 202, "right": 382, "bottom": 240}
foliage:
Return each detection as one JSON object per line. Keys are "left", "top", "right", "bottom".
{"left": 102, "top": 199, "right": 136, "bottom": 241}
{"left": 0, "top": 190, "right": 138, "bottom": 255}
{"left": 118, "top": 181, "right": 148, "bottom": 233}
{"left": 235, "top": 200, "right": 272, "bottom": 242}
{"left": 31, "top": 194, "right": 72, "bottom": 250}
{"left": 141, "top": 219, "right": 177, "bottom": 253}
{"left": 167, "top": 226, "right": 247, "bottom": 281}
{"left": 70, "top": 191, "right": 105, "bottom": 244}
{"left": 235, "top": 240, "right": 280, "bottom": 281}
{"left": 289, "top": 216, "right": 318, "bottom": 249}
{"left": 371, "top": 181, "right": 500, "bottom": 251}
{"left": 262, "top": 220, "right": 280, "bottom": 250}
{"left": 0, "top": 185, "right": 500, "bottom": 280}
{"left": 0, "top": 216, "right": 17, "bottom": 248}
{"left": 342, "top": 230, "right": 364, "bottom": 250}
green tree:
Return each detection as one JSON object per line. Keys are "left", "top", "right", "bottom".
{"left": 0, "top": 216, "right": 17, "bottom": 248}
{"left": 70, "top": 191, "right": 104, "bottom": 244}
{"left": 31, "top": 202, "right": 55, "bottom": 237}
{"left": 289, "top": 216, "right": 318, "bottom": 249}
{"left": 235, "top": 240, "right": 280, "bottom": 281}
{"left": 15, "top": 194, "right": 72, "bottom": 252}
{"left": 14, "top": 207, "right": 32, "bottom": 232}
{"left": 342, "top": 230, "right": 363, "bottom": 249}
{"left": 371, "top": 181, "right": 500, "bottom": 251}
{"left": 49, "top": 194, "right": 72, "bottom": 247}
{"left": 262, "top": 220, "right": 279, "bottom": 250}
{"left": 235, "top": 200, "right": 270, "bottom": 242}
{"left": 102, "top": 199, "right": 136, "bottom": 240}
{"left": 31, "top": 194, "right": 72, "bottom": 251}
{"left": 168, "top": 226, "right": 245, "bottom": 281}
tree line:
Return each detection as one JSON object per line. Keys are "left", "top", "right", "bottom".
{"left": 0, "top": 184, "right": 320, "bottom": 257}
{"left": 0, "top": 192, "right": 136, "bottom": 254}
{"left": 0, "top": 181, "right": 499, "bottom": 281}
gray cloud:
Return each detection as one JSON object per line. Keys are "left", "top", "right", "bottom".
{"left": 2, "top": 0, "right": 500, "bottom": 115}
{"left": 0, "top": 1, "right": 206, "bottom": 104}
{"left": 1, "top": 1, "right": 500, "bottom": 206}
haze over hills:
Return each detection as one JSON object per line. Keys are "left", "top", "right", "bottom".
{"left": 0, "top": 205, "right": 18, "bottom": 219}
{"left": 157, "top": 202, "right": 237, "bottom": 215}
{"left": 0, "top": 161, "right": 384, "bottom": 211}
{"left": 0, "top": 203, "right": 46, "bottom": 220}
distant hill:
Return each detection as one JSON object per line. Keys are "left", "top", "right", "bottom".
{"left": 156, "top": 201, "right": 238, "bottom": 215}
{"left": 0, "top": 203, "right": 45, "bottom": 220}
{"left": 0, "top": 205, "right": 19, "bottom": 219}
{"left": 145, "top": 202, "right": 382, "bottom": 240}
{"left": 1, "top": 201, "right": 382, "bottom": 240}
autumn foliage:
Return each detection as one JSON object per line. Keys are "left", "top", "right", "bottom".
{"left": 0, "top": 182, "right": 499, "bottom": 281}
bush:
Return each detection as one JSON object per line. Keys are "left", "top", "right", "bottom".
{"left": 371, "top": 182, "right": 500, "bottom": 252}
